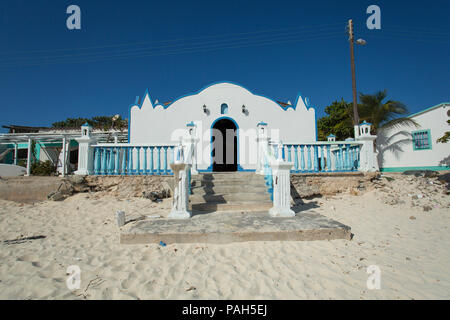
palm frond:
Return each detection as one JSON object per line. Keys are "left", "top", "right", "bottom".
{"left": 380, "top": 117, "right": 420, "bottom": 131}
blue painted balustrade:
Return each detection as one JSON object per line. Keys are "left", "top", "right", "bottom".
{"left": 263, "top": 156, "right": 274, "bottom": 201}
{"left": 91, "top": 144, "right": 176, "bottom": 176}
{"left": 279, "top": 142, "right": 362, "bottom": 173}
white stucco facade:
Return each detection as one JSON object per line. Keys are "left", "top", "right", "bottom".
{"left": 376, "top": 102, "right": 450, "bottom": 171}
{"left": 130, "top": 82, "right": 316, "bottom": 171}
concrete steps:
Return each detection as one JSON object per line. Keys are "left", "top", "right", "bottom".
{"left": 189, "top": 172, "right": 271, "bottom": 213}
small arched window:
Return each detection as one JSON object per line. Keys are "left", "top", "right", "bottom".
{"left": 221, "top": 103, "right": 228, "bottom": 114}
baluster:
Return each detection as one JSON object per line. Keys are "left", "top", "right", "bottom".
{"left": 170, "top": 146, "right": 175, "bottom": 174}
{"left": 100, "top": 148, "right": 106, "bottom": 175}
{"left": 313, "top": 145, "right": 319, "bottom": 172}
{"left": 121, "top": 148, "right": 126, "bottom": 175}
{"left": 343, "top": 146, "right": 347, "bottom": 171}
{"left": 128, "top": 147, "right": 133, "bottom": 175}
{"left": 338, "top": 145, "right": 343, "bottom": 171}
{"left": 136, "top": 147, "right": 141, "bottom": 175}
{"left": 349, "top": 146, "right": 354, "bottom": 171}
{"left": 325, "top": 145, "right": 330, "bottom": 172}
{"left": 156, "top": 147, "right": 161, "bottom": 175}
{"left": 94, "top": 148, "right": 100, "bottom": 175}
{"left": 104, "top": 148, "right": 108, "bottom": 175}
{"left": 113, "top": 148, "right": 119, "bottom": 175}
{"left": 306, "top": 146, "right": 311, "bottom": 172}
{"left": 320, "top": 146, "right": 325, "bottom": 172}
{"left": 143, "top": 147, "right": 148, "bottom": 175}
{"left": 163, "top": 146, "right": 168, "bottom": 175}
{"left": 105, "top": 148, "right": 109, "bottom": 175}
{"left": 348, "top": 146, "right": 352, "bottom": 170}
{"left": 347, "top": 145, "right": 352, "bottom": 171}
{"left": 294, "top": 146, "right": 299, "bottom": 172}
{"left": 300, "top": 145, "right": 305, "bottom": 172}
{"left": 110, "top": 148, "right": 115, "bottom": 175}
{"left": 356, "top": 146, "right": 360, "bottom": 169}
{"left": 107, "top": 148, "right": 113, "bottom": 175}
{"left": 149, "top": 147, "right": 154, "bottom": 175}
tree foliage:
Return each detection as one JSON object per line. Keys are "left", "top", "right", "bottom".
{"left": 318, "top": 90, "right": 418, "bottom": 141}
{"left": 358, "top": 90, "right": 418, "bottom": 133}
{"left": 52, "top": 115, "right": 128, "bottom": 130}
{"left": 437, "top": 119, "right": 450, "bottom": 143}
{"left": 317, "top": 99, "right": 354, "bottom": 141}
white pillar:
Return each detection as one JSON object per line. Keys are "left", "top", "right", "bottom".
{"left": 354, "top": 125, "right": 359, "bottom": 139}
{"left": 26, "top": 138, "right": 32, "bottom": 176}
{"left": 75, "top": 123, "right": 96, "bottom": 175}
{"left": 256, "top": 137, "right": 269, "bottom": 175}
{"left": 269, "top": 159, "right": 295, "bottom": 217}
{"left": 14, "top": 143, "right": 18, "bottom": 165}
{"left": 256, "top": 122, "right": 269, "bottom": 175}
{"left": 355, "top": 122, "right": 379, "bottom": 172}
{"left": 357, "top": 136, "right": 378, "bottom": 172}
{"left": 168, "top": 162, "right": 192, "bottom": 219}
{"left": 75, "top": 136, "right": 97, "bottom": 176}
{"left": 61, "top": 136, "right": 67, "bottom": 177}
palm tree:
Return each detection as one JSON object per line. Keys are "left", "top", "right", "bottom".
{"left": 357, "top": 90, "right": 420, "bottom": 168}
{"left": 357, "top": 90, "right": 418, "bottom": 133}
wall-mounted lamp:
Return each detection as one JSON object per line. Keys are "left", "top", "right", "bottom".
{"left": 242, "top": 105, "right": 247, "bottom": 114}
{"left": 203, "top": 105, "right": 207, "bottom": 113}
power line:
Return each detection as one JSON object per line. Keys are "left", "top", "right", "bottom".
{"left": 0, "top": 22, "right": 344, "bottom": 56}
{"left": 0, "top": 32, "right": 344, "bottom": 68}
{"left": 0, "top": 25, "right": 343, "bottom": 63}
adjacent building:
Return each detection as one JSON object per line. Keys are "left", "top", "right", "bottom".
{"left": 376, "top": 102, "right": 450, "bottom": 172}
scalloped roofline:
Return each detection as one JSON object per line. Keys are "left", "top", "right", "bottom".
{"left": 129, "top": 81, "right": 316, "bottom": 113}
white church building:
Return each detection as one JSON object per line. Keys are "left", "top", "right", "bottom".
{"left": 75, "top": 81, "right": 377, "bottom": 179}
{"left": 129, "top": 82, "right": 317, "bottom": 172}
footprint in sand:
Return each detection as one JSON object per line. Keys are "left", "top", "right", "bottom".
{"left": 16, "top": 254, "right": 38, "bottom": 262}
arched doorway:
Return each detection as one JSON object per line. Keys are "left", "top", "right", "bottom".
{"left": 212, "top": 118, "right": 238, "bottom": 172}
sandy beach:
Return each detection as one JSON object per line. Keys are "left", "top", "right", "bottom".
{"left": 0, "top": 173, "right": 448, "bottom": 300}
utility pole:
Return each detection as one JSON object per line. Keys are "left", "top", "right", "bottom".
{"left": 348, "top": 19, "right": 360, "bottom": 128}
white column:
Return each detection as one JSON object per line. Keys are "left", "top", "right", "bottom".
{"left": 75, "top": 137, "right": 96, "bottom": 175}
{"left": 357, "top": 136, "right": 378, "bottom": 172}
{"left": 26, "top": 138, "right": 32, "bottom": 176}
{"left": 354, "top": 125, "right": 360, "bottom": 139}
{"left": 269, "top": 158, "right": 295, "bottom": 217}
{"left": 14, "top": 143, "right": 18, "bottom": 165}
{"left": 182, "top": 137, "right": 199, "bottom": 175}
{"left": 168, "top": 162, "right": 192, "bottom": 219}
{"left": 61, "top": 136, "right": 67, "bottom": 177}
{"left": 256, "top": 137, "right": 269, "bottom": 175}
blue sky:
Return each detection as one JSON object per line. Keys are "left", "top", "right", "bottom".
{"left": 0, "top": 0, "right": 449, "bottom": 132}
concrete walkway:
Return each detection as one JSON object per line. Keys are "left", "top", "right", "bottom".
{"left": 120, "top": 211, "right": 352, "bottom": 244}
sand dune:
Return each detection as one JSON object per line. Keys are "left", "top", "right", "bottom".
{"left": 0, "top": 173, "right": 448, "bottom": 299}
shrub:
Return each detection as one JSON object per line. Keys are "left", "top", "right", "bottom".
{"left": 31, "top": 160, "right": 57, "bottom": 176}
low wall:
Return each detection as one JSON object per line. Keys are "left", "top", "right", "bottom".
{"left": 0, "top": 177, "right": 72, "bottom": 203}
{"left": 0, "top": 172, "right": 377, "bottom": 203}
{"left": 0, "top": 175, "right": 173, "bottom": 203}
{"left": 290, "top": 172, "right": 379, "bottom": 199}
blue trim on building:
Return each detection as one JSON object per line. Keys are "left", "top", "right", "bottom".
{"left": 129, "top": 81, "right": 316, "bottom": 113}
{"left": 128, "top": 81, "right": 318, "bottom": 145}
{"left": 408, "top": 102, "right": 450, "bottom": 118}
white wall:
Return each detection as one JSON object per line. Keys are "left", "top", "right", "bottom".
{"left": 130, "top": 82, "right": 316, "bottom": 170}
{"left": 377, "top": 103, "right": 450, "bottom": 171}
